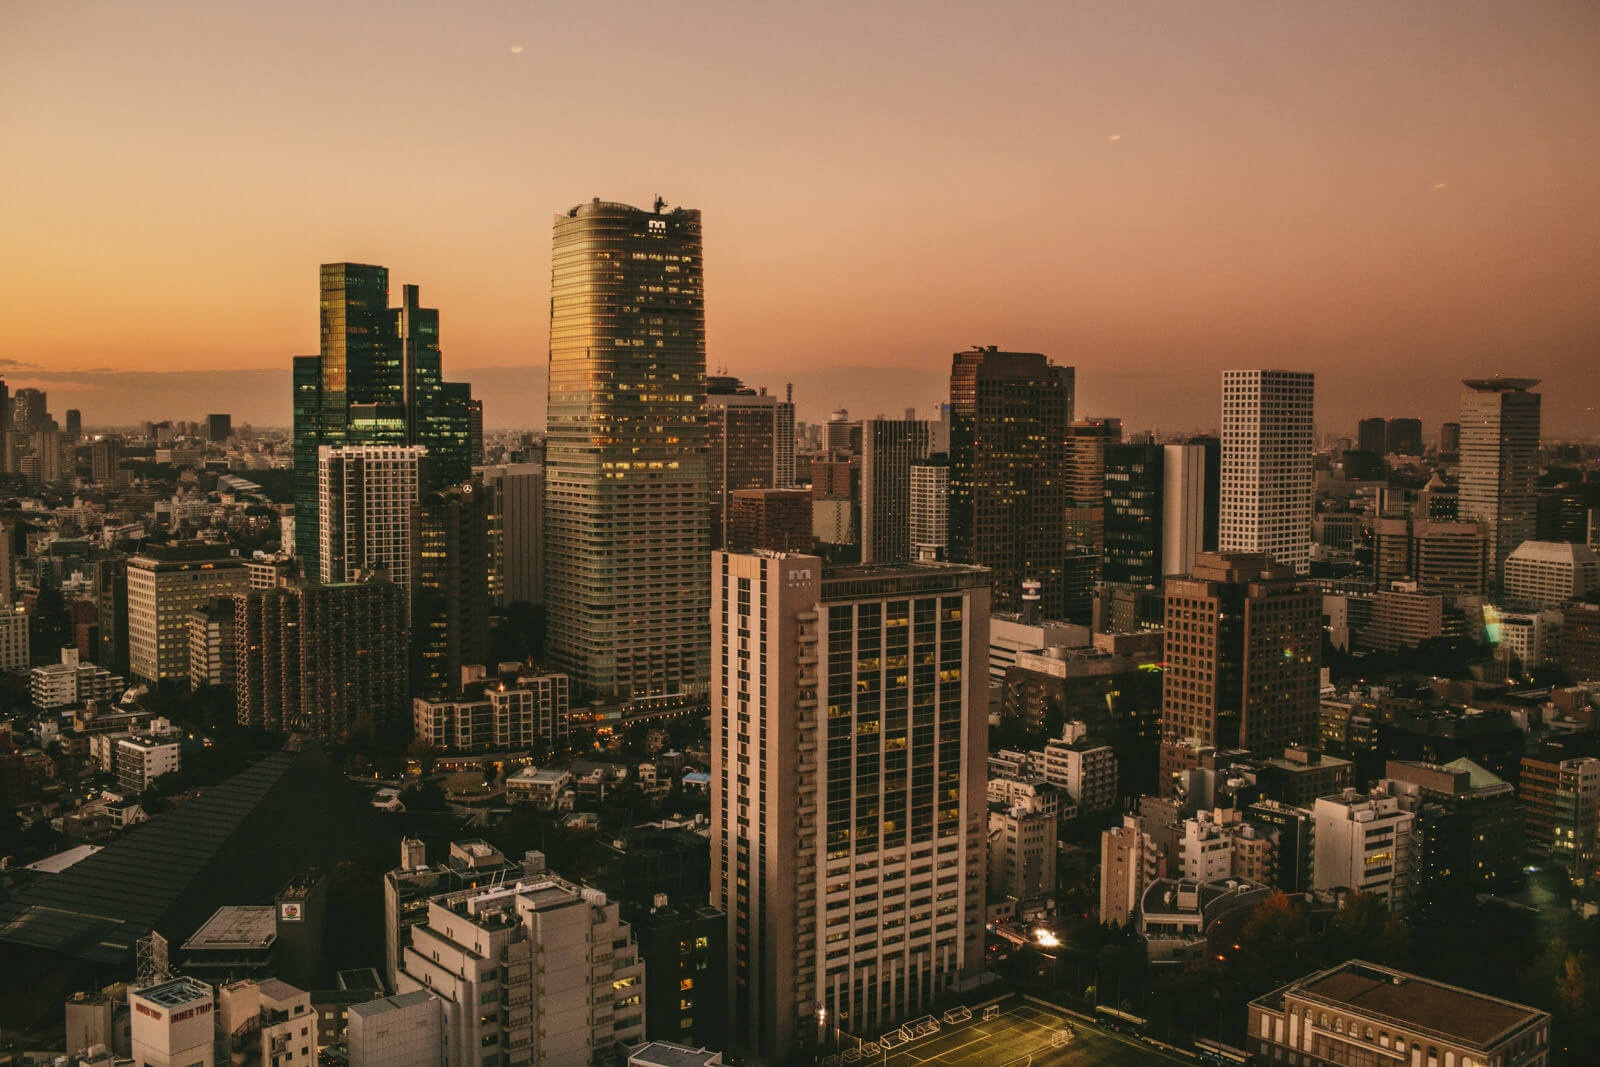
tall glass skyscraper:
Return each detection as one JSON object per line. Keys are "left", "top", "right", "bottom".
{"left": 544, "top": 199, "right": 709, "bottom": 702}
{"left": 292, "top": 264, "right": 475, "bottom": 574}
{"left": 1459, "top": 377, "right": 1542, "bottom": 584}
{"left": 947, "top": 346, "right": 1075, "bottom": 616}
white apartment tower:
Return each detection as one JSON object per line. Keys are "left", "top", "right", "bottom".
{"left": 1220, "top": 370, "right": 1315, "bottom": 574}
{"left": 318, "top": 445, "right": 424, "bottom": 601}
{"left": 396, "top": 866, "right": 645, "bottom": 1066}
{"left": 711, "top": 552, "right": 990, "bottom": 1061}
{"left": 909, "top": 459, "right": 949, "bottom": 560}
{"left": 1459, "top": 377, "right": 1541, "bottom": 584}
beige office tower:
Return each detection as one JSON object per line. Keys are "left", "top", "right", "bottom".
{"left": 1459, "top": 378, "right": 1541, "bottom": 584}
{"left": 711, "top": 551, "right": 990, "bottom": 1060}
{"left": 1220, "top": 369, "right": 1315, "bottom": 574}
{"left": 545, "top": 199, "right": 709, "bottom": 701}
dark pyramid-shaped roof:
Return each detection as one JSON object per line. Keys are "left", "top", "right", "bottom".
{"left": 0, "top": 748, "right": 400, "bottom": 1026}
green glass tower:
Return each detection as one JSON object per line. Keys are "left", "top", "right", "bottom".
{"left": 293, "top": 264, "right": 475, "bottom": 572}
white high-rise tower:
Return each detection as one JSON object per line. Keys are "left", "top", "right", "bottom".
{"left": 1219, "top": 369, "right": 1315, "bottom": 574}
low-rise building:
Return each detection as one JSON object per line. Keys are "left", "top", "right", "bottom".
{"left": 395, "top": 859, "right": 646, "bottom": 1065}
{"left": 1312, "top": 787, "right": 1415, "bottom": 912}
{"left": 114, "top": 734, "right": 180, "bottom": 795}
{"left": 504, "top": 766, "right": 572, "bottom": 808}
{"left": 347, "top": 990, "right": 444, "bottom": 1067}
{"left": 412, "top": 664, "right": 570, "bottom": 753}
{"left": 1039, "top": 721, "right": 1118, "bottom": 813}
{"left": 1248, "top": 960, "right": 1550, "bottom": 1067}
{"left": 988, "top": 790, "right": 1059, "bottom": 906}
{"left": 30, "top": 647, "right": 125, "bottom": 711}
{"left": 128, "top": 976, "right": 216, "bottom": 1067}
{"left": 216, "top": 977, "right": 317, "bottom": 1067}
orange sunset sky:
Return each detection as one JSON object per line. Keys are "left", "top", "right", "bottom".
{"left": 2, "top": 1, "right": 1597, "bottom": 434}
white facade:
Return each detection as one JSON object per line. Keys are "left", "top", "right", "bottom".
{"left": 128, "top": 977, "right": 215, "bottom": 1067}
{"left": 1220, "top": 369, "right": 1315, "bottom": 574}
{"left": 909, "top": 461, "right": 949, "bottom": 560}
{"left": 396, "top": 870, "right": 644, "bottom": 1067}
{"left": 317, "top": 445, "right": 424, "bottom": 603}
{"left": 116, "top": 735, "right": 180, "bottom": 795}
{"left": 413, "top": 672, "right": 570, "bottom": 753}
{"left": 1313, "top": 788, "right": 1415, "bottom": 913}
{"left": 1040, "top": 725, "right": 1118, "bottom": 813}
{"left": 987, "top": 614, "right": 1090, "bottom": 682}
{"left": 1502, "top": 540, "right": 1599, "bottom": 611}
{"left": 348, "top": 990, "right": 444, "bottom": 1067}
{"left": 1160, "top": 442, "right": 1208, "bottom": 577}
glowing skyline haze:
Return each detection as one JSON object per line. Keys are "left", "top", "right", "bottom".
{"left": 2, "top": 1, "right": 1597, "bottom": 433}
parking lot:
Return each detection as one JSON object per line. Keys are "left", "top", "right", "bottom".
{"left": 824, "top": 1001, "right": 1191, "bottom": 1066}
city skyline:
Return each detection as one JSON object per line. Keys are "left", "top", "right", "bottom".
{"left": 4, "top": 3, "right": 1599, "bottom": 435}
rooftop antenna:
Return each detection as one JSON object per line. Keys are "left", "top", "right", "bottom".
{"left": 136, "top": 930, "right": 170, "bottom": 987}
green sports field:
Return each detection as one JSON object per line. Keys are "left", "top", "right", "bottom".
{"left": 827, "top": 1002, "right": 1191, "bottom": 1066}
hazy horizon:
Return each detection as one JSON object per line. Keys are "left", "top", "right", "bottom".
{"left": 5, "top": 2, "right": 1597, "bottom": 436}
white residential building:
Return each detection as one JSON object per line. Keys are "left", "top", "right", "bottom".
{"left": 1040, "top": 721, "right": 1118, "bottom": 813}
{"left": 217, "top": 978, "right": 317, "bottom": 1067}
{"left": 909, "top": 458, "right": 949, "bottom": 560}
{"left": 115, "top": 734, "right": 180, "bottom": 795}
{"left": 1220, "top": 369, "right": 1315, "bottom": 574}
{"left": 1313, "top": 787, "right": 1415, "bottom": 913}
{"left": 30, "top": 647, "right": 125, "bottom": 710}
{"left": 318, "top": 445, "right": 424, "bottom": 611}
{"left": 413, "top": 669, "right": 570, "bottom": 753}
{"left": 396, "top": 864, "right": 645, "bottom": 1066}
{"left": 1502, "top": 540, "right": 1599, "bottom": 611}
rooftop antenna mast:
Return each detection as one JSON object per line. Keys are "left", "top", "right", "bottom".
{"left": 136, "top": 930, "right": 170, "bottom": 987}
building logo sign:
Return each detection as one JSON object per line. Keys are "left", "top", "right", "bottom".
{"left": 280, "top": 902, "right": 304, "bottom": 922}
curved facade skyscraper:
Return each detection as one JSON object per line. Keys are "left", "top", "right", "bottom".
{"left": 544, "top": 199, "right": 709, "bottom": 702}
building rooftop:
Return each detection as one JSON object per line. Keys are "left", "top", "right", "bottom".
{"left": 1506, "top": 540, "right": 1599, "bottom": 566}
{"left": 23, "top": 844, "right": 102, "bottom": 875}
{"left": 627, "top": 1041, "right": 724, "bottom": 1067}
{"left": 1289, "top": 960, "right": 1547, "bottom": 1050}
{"left": 182, "top": 905, "right": 277, "bottom": 951}
{"left": 1462, "top": 377, "right": 1540, "bottom": 392}
{"left": 134, "top": 976, "right": 212, "bottom": 1009}
{"left": 348, "top": 989, "right": 436, "bottom": 1021}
